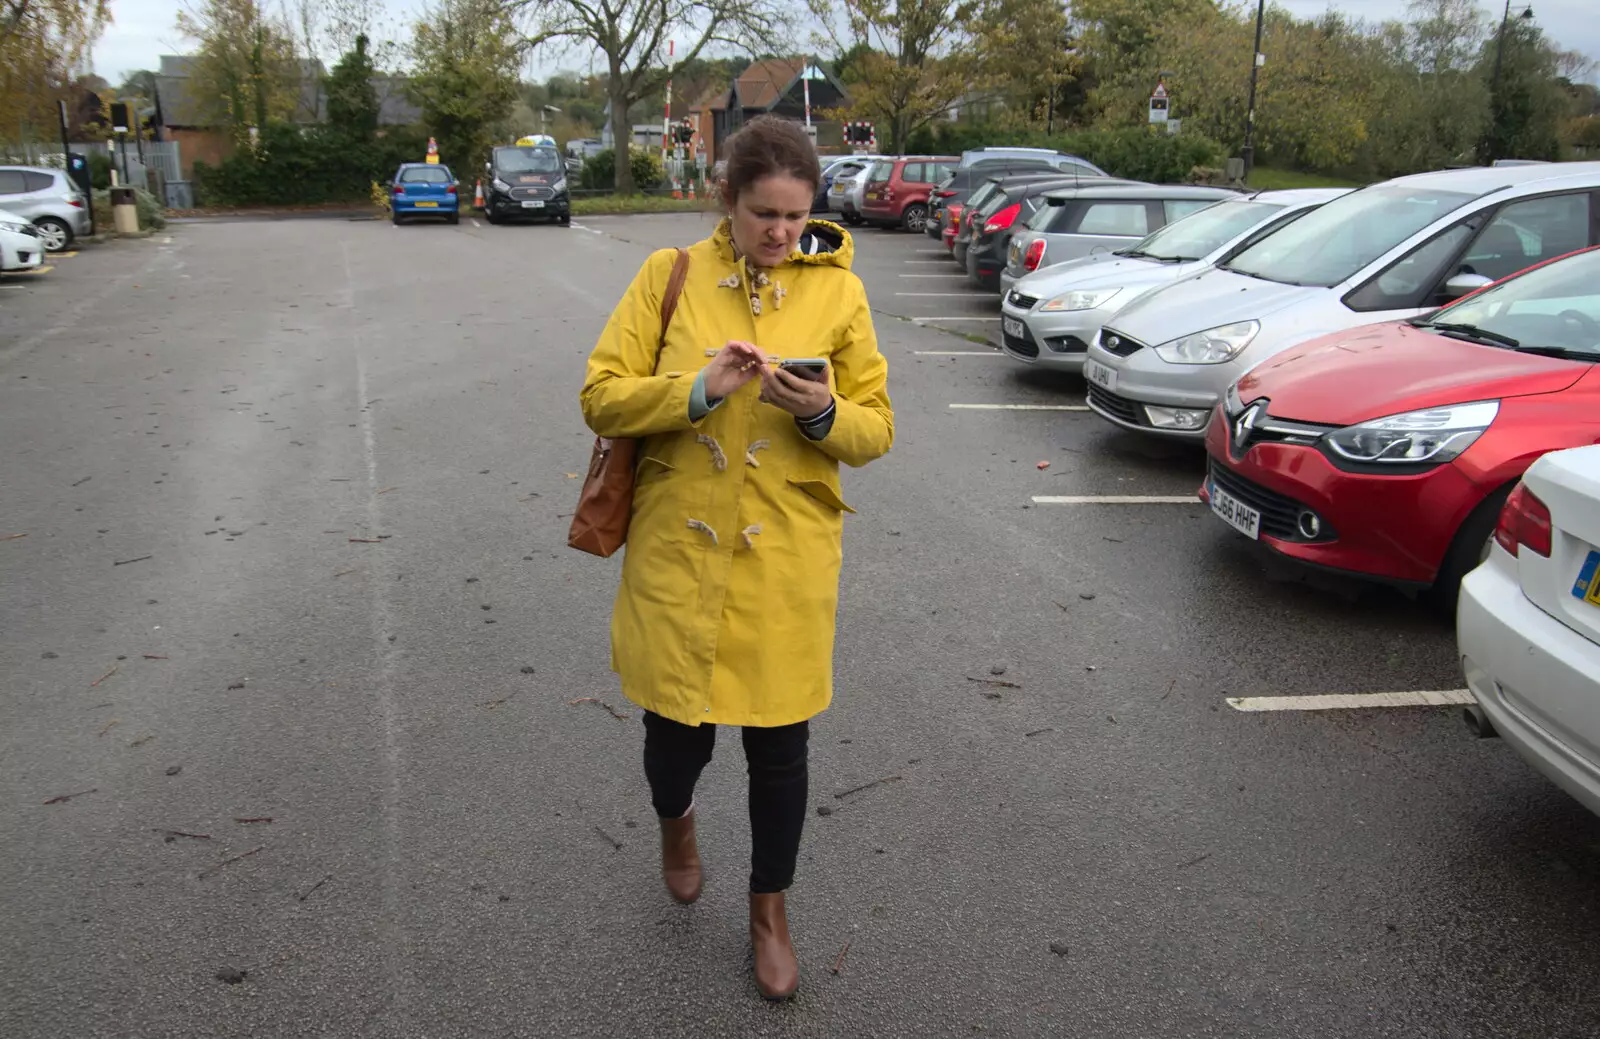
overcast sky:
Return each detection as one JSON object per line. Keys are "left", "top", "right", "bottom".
{"left": 93, "top": 0, "right": 1598, "bottom": 89}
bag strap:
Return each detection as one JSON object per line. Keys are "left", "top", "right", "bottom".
{"left": 660, "top": 247, "right": 690, "bottom": 341}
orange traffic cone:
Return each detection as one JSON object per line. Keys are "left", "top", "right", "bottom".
{"left": 474, "top": 180, "right": 484, "bottom": 208}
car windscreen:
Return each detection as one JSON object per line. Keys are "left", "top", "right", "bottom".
{"left": 965, "top": 180, "right": 1003, "bottom": 215}
{"left": 400, "top": 167, "right": 452, "bottom": 183}
{"left": 1125, "top": 199, "right": 1286, "bottom": 261}
{"left": 493, "top": 147, "right": 562, "bottom": 174}
{"left": 1221, "top": 186, "right": 1475, "bottom": 287}
{"left": 1423, "top": 248, "right": 1600, "bottom": 358}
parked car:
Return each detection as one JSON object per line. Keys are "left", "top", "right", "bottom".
{"left": 828, "top": 155, "right": 894, "bottom": 226}
{"left": 0, "top": 165, "right": 90, "bottom": 252}
{"left": 859, "top": 156, "right": 957, "bottom": 232}
{"left": 999, "top": 188, "right": 1348, "bottom": 371}
{"left": 1459, "top": 442, "right": 1600, "bottom": 817}
{"left": 0, "top": 209, "right": 45, "bottom": 274}
{"left": 952, "top": 171, "right": 1072, "bottom": 270}
{"left": 1085, "top": 161, "right": 1600, "bottom": 440}
{"left": 958, "top": 147, "right": 1109, "bottom": 178}
{"left": 1000, "top": 184, "right": 1240, "bottom": 297}
{"left": 965, "top": 176, "right": 1145, "bottom": 291}
{"left": 815, "top": 156, "right": 860, "bottom": 214}
{"left": 480, "top": 145, "right": 568, "bottom": 225}
{"left": 1198, "top": 244, "right": 1600, "bottom": 608}
{"left": 927, "top": 158, "right": 1102, "bottom": 239}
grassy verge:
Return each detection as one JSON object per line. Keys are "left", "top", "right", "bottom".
{"left": 1245, "top": 167, "right": 1366, "bottom": 190}
{"left": 571, "top": 195, "right": 709, "bottom": 216}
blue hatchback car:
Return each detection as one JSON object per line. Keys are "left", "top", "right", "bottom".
{"left": 391, "top": 163, "right": 459, "bottom": 224}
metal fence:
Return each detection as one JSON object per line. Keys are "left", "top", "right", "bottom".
{"left": 0, "top": 140, "right": 182, "bottom": 189}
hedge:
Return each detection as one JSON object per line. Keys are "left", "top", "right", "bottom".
{"left": 194, "top": 123, "right": 431, "bottom": 207}
{"left": 903, "top": 124, "right": 1226, "bottom": 185}
{"left": 578, "top": 147, "right": 665, "bottom": 191}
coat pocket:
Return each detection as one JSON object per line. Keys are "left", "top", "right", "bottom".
{"left": 637, "top": 456, "right": 676, "bottom": 481}
{"left": 788, "top": 477, "right": 855, "bottom": 514}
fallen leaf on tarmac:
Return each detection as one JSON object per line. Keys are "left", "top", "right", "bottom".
{"left": 43, "top": 788, "right": 97, "bottom": 805}
{"left": 2, "top": 532, "right": 25, "bottom": 540}
{"left": 215, "top": 968, "right": 246, "bottom": 985}
{"left": 966, "top": 676, "right": 1022, "bottom": 689}
{"left": 1049, "top": 941, "right": 1070, "bottom": 957}
{"left": 1036, "top": 461, "right": 1050, "bottom": 470}
{"left": 564, "top": 473, "right": 579, "bottom": 479}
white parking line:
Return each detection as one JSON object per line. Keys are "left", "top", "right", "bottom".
{"left": 914, "top": 350, "right": 999, "bottom": 356}
{"left": 1031, "top": 495, "right": 1194, "bottom": 503}
{"left": 569, "top": 223, "right": 604, "bottom": 235}
{"left": 471, "top": 218, "right": 481, "bottom": 228}
{"left": 896, "top": 292, "right": 991, "bottom": 297}
{"left": 900, "top": 273, "right": 971, "bottom": 278}
{"left": 904, "top": 260, "right": 953, "bottom": 264}
{"left": 1227, "top": 690, "right": 1475, "bottom": 712}
{"left": 912, "top": 316, "right": 1000, "bottom": 321}
{"left": 952, "top": 404, "right": 1089, "bottom": 412}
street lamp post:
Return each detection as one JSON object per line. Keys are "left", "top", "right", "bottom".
{"left": 1485, "top": 2, "right": 1535, "bottom": 163}
{"left": 1241, "top": 0, "right": 1266, "bottom": 176}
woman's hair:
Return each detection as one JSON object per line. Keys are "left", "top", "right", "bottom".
{"left": 720, "top": 116, "right": 822, "bottom": 203}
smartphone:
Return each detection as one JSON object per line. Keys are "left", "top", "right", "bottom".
{"left": 779, "top": 358, "right": 829, "bottom": 383}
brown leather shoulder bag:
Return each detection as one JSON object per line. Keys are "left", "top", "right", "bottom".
{"left": 568, "top": 248, "right": 691, "bottom": 557}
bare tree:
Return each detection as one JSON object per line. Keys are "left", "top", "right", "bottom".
{"left": 511, "top": 0, "right": 790, "bottom": 193}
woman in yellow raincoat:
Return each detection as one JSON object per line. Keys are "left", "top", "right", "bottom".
{"left": 580, "top": 117, "right": 893, "bottom": 1000}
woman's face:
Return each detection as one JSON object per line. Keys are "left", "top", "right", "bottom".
{"left": 726, "top": 173, "right": 815, "bottom": 267}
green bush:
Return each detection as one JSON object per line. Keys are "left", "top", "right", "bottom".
{"left": 903, "top": 124, "right": 1225, "bottom": 184}
{"left": 579, "top": 146, "right": 664, "bottom": 192}
{"left": 88, "top": 152, "right": 113, "bottom": 191}
{"left": 194, "top": 122, "right": 431, "bottom": 207}
{"left": 91, "top": 186, "right": 167, "bottom": 231}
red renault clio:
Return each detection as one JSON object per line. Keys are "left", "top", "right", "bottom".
{"left": 1199, "top": 245, "right": 1600, "bottom": 606}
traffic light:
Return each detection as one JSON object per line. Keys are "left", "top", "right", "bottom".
{"left": 109, "top": 102, "right": 130, "bottom": 133}
{"left": 674, "top": 121, "right": 694, "bottom": 144}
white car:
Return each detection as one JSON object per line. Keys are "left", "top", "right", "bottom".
{"left": 999, "top": 188, "right": 1348, "bottom": 372}
{"left": 1083, "top": 161, "right": 1600, "bottom": 439}
{"left": 0, "top": 210, "right": 45, "bottom": 274}
{"left": 1459, "top": 444, "right": 1600, "bottom": 816}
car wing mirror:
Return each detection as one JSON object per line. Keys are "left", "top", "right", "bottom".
{"left": 1443, "top": 272, "right": 1493, "bottom": 299}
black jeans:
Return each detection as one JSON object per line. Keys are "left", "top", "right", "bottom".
{"left": 642, "top": 710, "right": 809, "bottom": 894}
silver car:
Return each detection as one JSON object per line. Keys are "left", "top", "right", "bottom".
{"left": 826, "top": 155, "right": 893, "bottom": 226}
{"left": 999, "top": 184, "right": 1242, "bottom": 299}
{"left": 0, "top": 165, "right": 91, "bottom": 251}
{"left": 999, "top": 188, "right": 1349, "bottom": 372}
{"left": 1083, "top": 162, "right": 1600, "bottom": 439}
{"left": 959, "top": 147, "right": 1109, "bottom": 177}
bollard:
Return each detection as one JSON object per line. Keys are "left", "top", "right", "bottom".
{"left": 110, "top": 186, "right": 139, "bottom": 234}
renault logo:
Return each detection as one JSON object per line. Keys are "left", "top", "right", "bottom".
{"left": 1234, "top": 402, "right": 1265, "bottom": 448}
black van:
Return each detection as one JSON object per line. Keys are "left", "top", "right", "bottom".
{"left": 481, "top": 145, "right": 571, "bottom": 225}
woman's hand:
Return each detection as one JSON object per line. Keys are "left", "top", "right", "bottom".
{"left": 701, "top": 340, "right": 769, "bottom": 400}
{"left": 758, "top": 365, "right": 833, "bottom": 419}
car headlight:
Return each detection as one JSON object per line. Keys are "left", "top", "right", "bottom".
{"left": 550, "top": 177, "right": 568, "bottom": 195}
{"left": 1040, "top": 288, "right": 1122, "bottom": 313}
{"left": 1152, "top": 320, "right": 1260, "bottom": 365}
{"left": 492, "top": 178, "right": 511, "bottom": 192}
{"left": 1324, "top": 401, "right": 1499, "bottom": 466}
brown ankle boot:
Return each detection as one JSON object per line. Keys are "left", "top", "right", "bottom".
{"left": 749, "top": 891, "right": 799, "bottom": 1000}
{"left": 659, "top": 808, "right": 701, "bottom": 904}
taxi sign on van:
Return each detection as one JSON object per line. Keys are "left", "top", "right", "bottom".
{"left": 516, "top": 135, "right": 556, "bottom": 148}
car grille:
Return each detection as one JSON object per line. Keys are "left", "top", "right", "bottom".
{"left": 1007, "top": 291, "right": 1038, "bottom": 309}
{"left": 1086, "top": 385, "right": 1142, "bottom": 425}
{"left": 1004, "top": 328, "right": 1040, "bottom": 358}
{"left": 1098, "top": 329, "right": 1145, "bottom": 357}
{"left": 1208, "top": 460, "right": 1318, "bottom": 542}
{"left": 510, "top": 186, "right": 554, "bottom": 200}
{"left": 1043, "top": 335, "right": 1089, "bottom": 354}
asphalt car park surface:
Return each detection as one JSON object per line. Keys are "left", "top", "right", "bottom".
{"left": 2, "top": 213, "right": 1598, "bottom": 1038}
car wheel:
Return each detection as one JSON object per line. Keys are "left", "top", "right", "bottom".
{"left": 842, "top": 213, "right": 862, "bottom": 226}
{"left": 1430, "top": 483, "right": 1515, "bottom": 613}
{"left": 391, "top": 212, "right": 404, "bottom": 225}
{"left": 33, "top": 217, "right": 71, "bottom": 252}
{"left": 901, "top": 204, "right": 928, "bottom": 233}
{"left": 559, "top": 214, "right": 570, "bottom": 226}
{"left": 484, "top": 209, "right": 500, "bottom": 225}
{"left": 447, "top": 211, "right": 460, "bottom": 225}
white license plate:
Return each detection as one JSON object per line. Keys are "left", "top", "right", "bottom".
{"left": 521, "top": 200, "right": 545, "bottom": 209}
{"left": 1003, "top": 317, "right": 1027, "bottom": 339}
{"left": 1085, "top": 359, "right": 1118, "bottom": 391}
{"left": 1209, "top": 480, "right": 1261, "bottom": 540}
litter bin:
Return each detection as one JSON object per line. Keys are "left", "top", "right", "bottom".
{"left": 110, "top": 186, "right": 139, "bottom": 234}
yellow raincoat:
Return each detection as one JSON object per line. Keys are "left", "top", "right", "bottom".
{"left": 580, "top": 219, "right": 893, "bottom": 728}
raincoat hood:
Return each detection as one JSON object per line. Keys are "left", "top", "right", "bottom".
{"left": 710, "top": 217, "right": 855, "bottom": 272}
